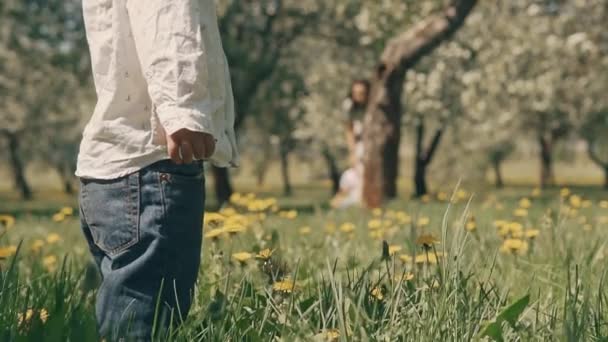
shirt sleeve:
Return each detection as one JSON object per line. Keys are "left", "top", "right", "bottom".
{"left": 126, "top": 0, "right": 216, "bottom": 137}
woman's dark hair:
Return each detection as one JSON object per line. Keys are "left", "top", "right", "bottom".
{"left": 348, "top": 79, "right": 371, "bottom": 110}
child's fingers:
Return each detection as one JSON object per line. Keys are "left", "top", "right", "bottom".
{"left": 180, "top": 140, "right": 194, "bottom": 164}
{"left": 167, "top": 137, "right": 182, "bottom": 164}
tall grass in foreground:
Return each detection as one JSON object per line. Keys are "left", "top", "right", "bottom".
{"left": 1, "top": 191, "right": 608, "bottom": 341}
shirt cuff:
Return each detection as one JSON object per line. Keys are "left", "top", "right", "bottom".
{"left": 156, "top": 105, "right": 216, "bottom": 138}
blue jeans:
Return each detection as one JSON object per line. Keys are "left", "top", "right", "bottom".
{"left": 78, "top": 158, "right": 205, "bottom": 341}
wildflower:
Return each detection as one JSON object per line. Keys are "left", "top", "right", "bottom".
{"left": 229, "top": 192, "right": 242, "bottom": 204}
{"left": 339, "top": 222, "right": 355, "bottom": 233}
{"left": 204, "top": 228, "right": 225, "bottom": 240}
{"left": 582, "top": 200, "right": 592, "bottom": 208}
{"left": 224, "top": 224, "right": 246, "bottom": 235}
{"left": 525, "top": 229, "right": 540, "bottom": 239}
{"left": 325, "top": 222, "right": 337, "bottom": 234}
{"left": 370, "top": 287, "right": 384, "bottom": 301}
{"left": 414, "top": 252, "right": 444, "bottom": 264}
{"left": 500, "top": 239, "right": 528, "bottom": 255}
{"left": 519, "top": 198, "right": 532, "bottom": 209}
{"left": 598, "top": 216, "right": 608, "bottom": 224}
{"left": 321, "top": 329, "right": 340, "bottom": 341}
{"left": 560, "top": 188, "right": 571, "bottom": 198}
{"left": 60, "top": 207, "right": 74, "bottom": 216}
{"left": 43, "top": 255, "right": 58, "bottom": 272}
{"left": 395, "top": 272, "right": 415, "bottom": 282}
{"left": 531, "top": 187, "right": 541, "bottom": 198}
{"left": 0, "top": 215, "right": 16, "bottom": 228}
{"left": 388, "top": 245, "right": 401, "bottom": 255}
{"left": 417, "top": 216, "right": 430, "bottom": 227}
{"left": 465, "top": 216, "right": 477, "bottom": 232}
{"left": 31, "top": 240, "right": 45, "bottom": 253}
{"left": 46, "top": 233, "right": 61, "bottom": 244}
{"left": 368, "top": 219, "right": 382, "bottom": 230}
{"left": 493, "top": 220, "right": 508, "bottom": 229}
{"left": 0, "top": 245, "right": 17, "bottom": 259}
{"left": 256, "top": 248, "right": 273, "bottom": 261}
{"left": 437, "top": 192, "right": 448, "bottom": 201}
{"left": 456, "top": 189, "right": 468, "bottom": 200}
{"left": 299, "top": 226, "right": 311, "bottom": 235}
{"left": 272, "top": 279, "right": 298, "bottom": 293}
{"left": 369, "top": 230, "right": 384, "bottom": 240}
{"left": 232, "top": 252, "right": 252, "bottom": 264}
{"left": 513, "top": 208, "right": 528, "bottom": 218}
{"left": 416, "top": 234, "right": 439, "bottom": 249}
{"left": 372, "top": 208, "right": 383, "bottom": 216}
{"left": 399, "top": 254, "right": 412, "bottom": 264}
{"left": 421, "top": 194, "right": 431, "bottom": 203}
{"left": 279, "top": 210, "right": 298, "bottom": 219}
{"left": 600, "top": 200, "right": 608, "bottom": 209}
{"left": 569, "top": 195, "right": 582, "bottom": 209}
{"left": 52, "top": 213, "right": 65, "bottom": 222}
{"left": 220, "top": 207, "right": 237, "bottom": 217}
{"left": 396, "top": 212, "right": 412, "bottom": 224}
{"left": 204, "top": 212, "right": 225, "bottom": 225}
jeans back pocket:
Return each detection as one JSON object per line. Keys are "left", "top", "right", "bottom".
{"left": 80, "top": 172, "right": 140, "bottom": 256}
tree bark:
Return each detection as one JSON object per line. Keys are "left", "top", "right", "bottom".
{"left": 279, "top": 144, "right": 292, "bottom": 196}
{"left": 212, "top": 167, "right": 233, "bottom": 208}
{"left": 539, "top": 136, "right": 555, "bottom": 188}
{"left": 321, "top": 146, "right": 341, "bottom": 195}
{"left": 361, "top": 0, "right": 478, "bottom": 208}
{"left": 586, "top": 139, "right": 608, "bottom": 189}
{"left": 3, "top": 131, "right": 32, "bottom": 200}
{"left": 413, "top": 120, "right": 444, "bottom": 198}
{"left": 492, "top": 159, "right": 504, "bottom": 189}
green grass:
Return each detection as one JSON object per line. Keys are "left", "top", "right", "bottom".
{"left": 1, "top": 185, "right": 608, "bottom": 341}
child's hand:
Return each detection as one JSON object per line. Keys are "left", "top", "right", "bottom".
{"left": 166, "top": 128, "right": 216, "bottom": 164}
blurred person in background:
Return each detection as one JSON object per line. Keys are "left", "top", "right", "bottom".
{"left": 75, "top": 0, "right": 239, "bottom": 340}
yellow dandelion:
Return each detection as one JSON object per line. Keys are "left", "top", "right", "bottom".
{"left": 52, "top": 213, "right": 65, "bottom": 222}
{"left": 39, "top": 308, "right": 49, "bottom": 323}
{"left": 560, "top": 188, "right": 571, "bottom": 198}
{"left": 370, "top": 287, "right": 384, "bottom": 301}
{"left": 437, "top": 192, "right": 448, "bottom": 201}
{"left": 598, "top": 216, "right": 608, "bottom": 224}
{"left": 414, "top": 252, "right": 444, "bottom": 264}
{"left": 388, "top": 245, "right": 402, "bottom": 256}
{"left": 372, "top": 208, "right": 383, "bottom": 216}
{"left": 493, "top": 220, "right": 508, "bottom": 229}
{"left": 416, "top": 234, "right": 439, "bottom": 248}
{"left": 232, "top": 252, "right": 252, "bottom": 264}
{"left": 204, "top": 228, "right": 225, "bottom": 240}
{"left": 229, "top": 192, "right": 242, "bottom": 204}
{"left": 17, "top": 309, "right": 35, "bottom": 326}
{"left": 0, "top": 215, "right": 16, "bottom": 229}
{"left": 367, "top": 219, "right": 383, "bottom": 230}
{"left": 519, "top": 198, "right": 532, "bottom": 209}
{"left": 224, "top": 224, "right": 246, "bottom": 235}
{"left": 513, "top": 208, "right": 528, "bottom": 218}
{"left": 0, "top": 245, "right": 18, "bottom": 259}
{"left": 395, "top": 272, "right": 415, "bottom": 282}
{"left": 256, "top": 248, "right": 273, "bottom": 260}
{"left": 220, "top": 207, "right": 237, "bottom": 217}
{"left": 582, "top": 200, "right": 592, "bottom": 208}
{"left": 368, "top": 230, "right": 384, "bottom": 240}
{"left": 417, "top": 216, "right": 430, "bottom": 227}
{"left": 272, "top": 279, "right": 298, "bottom": 293}
{"left": 396, "top": 212, "right": 412, "bottom": 224}
{"left": 339, "top": 222, "right": 355, "bottom": 233}
{"left": 531, "top": 187, "right": 541, "bottom": 198}
{"left": 456, "top": 189, "right": 468, "bottom": 200}
{"left": 325, "top": 222, "right": 337, "bottom": 234}
{"left": 321, "top": 329, "right": 340, "bottom": 341}
{"left": 60, "top": 207, "right": 74, "bottom": 216}
{"left": 599, "top": 200, "right": 608, "bottom": 209}
{"left": 525, "top": 229, "right": 540, "bottom": 239}
{"left": 46, "top": 233, "right": 61, "bottom": 244}
{"left": 299, "top": 226, "right": 312, "bottom": 235}
{"left": 465, "top": 216, "right": 477, "bottom": 232}
{"left": 421, "top": 194, "right": 431, "bottom": 203}
{"left": 569, "top": 195, "right": 582, "bottom": 209}
{"left": 500, "top": 239, "right": 529, "bottom": 255}
{"left": 279, "top": 210, "right": 298, "bottom": 219}
{"left": 399, "top": 254, "right": 412, "bottom": 264}
{"left": 43, "top": 255, "right": 58, "bottom": 272}
{"left": 31, "top": 239, "right": 45, "bottom": 253}
{"left": 204, "top": 212, "right": 225, "bottom": 225}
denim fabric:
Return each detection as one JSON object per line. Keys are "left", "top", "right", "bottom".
{"left": 78, "top": 158, "right": 205, "bottom": 341}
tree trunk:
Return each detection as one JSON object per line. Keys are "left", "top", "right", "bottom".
{"left": 604, "top": 167, "right": 608, "bottom": 189}
{"left": 492, "top": 159, "right": 504, "bottom": 189}
{"left": 414, "top": 160, "right": 428, "bottom": 197}
{"left": 212, "top": 166, "right": 233, "bottom": 208}
{"left": 54, "top": 162, "right": 74, "bottom": 195}
{"left": 539, "top": 136, "right": 554, "bottom": 188}
{"left": 4, "top": 132, "right": 32, "bottom": 200}
{"left": 361, "top": 0, "right": 478, "bottom": 208}
{"left": 279, "top": 145, "right": 292, "bottom": 196}
{"left": 321, "top": 147, "right": 341, "bottom": 195}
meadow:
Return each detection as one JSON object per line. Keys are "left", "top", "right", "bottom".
{"left": 1, "top": 184, "right": 608, "bottom": 341}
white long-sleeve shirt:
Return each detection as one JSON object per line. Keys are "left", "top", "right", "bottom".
{"left": 75, "top": 0, "right": 240, "bottom": 179}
